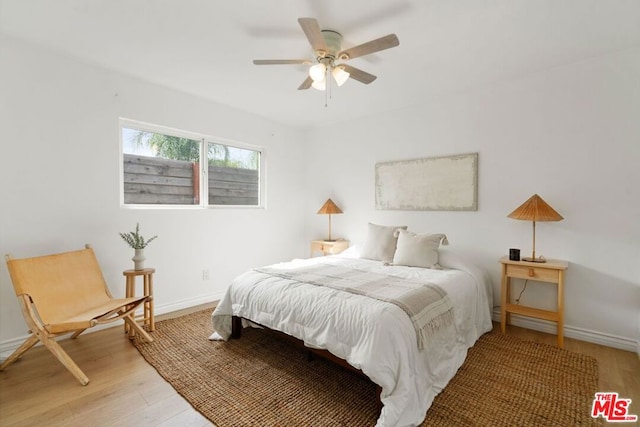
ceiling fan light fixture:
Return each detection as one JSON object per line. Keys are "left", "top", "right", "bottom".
{"left": 309, "top": 63, "right": 326, "bottom": 82}
{"left": 253, "top": 17, "right": 399, "bottom": 93}
{"left": 332, "top": 66, "right": 350, "bottom": 86}
{"left": 311, "top": 78, "right": 326, "bottom": 91}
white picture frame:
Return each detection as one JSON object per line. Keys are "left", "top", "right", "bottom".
{"left": 375, "top": 153, "right": 478, "bottom": 211}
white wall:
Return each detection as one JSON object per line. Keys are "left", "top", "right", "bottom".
{"left": 304, "top": 49, "right": 640, "bottom": 350}
{"left": 0, "top": 35, "right": 308, "bottom": 348}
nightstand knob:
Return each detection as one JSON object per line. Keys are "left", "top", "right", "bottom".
{"left": 528, "top": 268, "right": 535, "bottom": 277}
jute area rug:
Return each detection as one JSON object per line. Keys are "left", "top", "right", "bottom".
{"left": 133, "top": 309, "right": 601, "bottom": 426}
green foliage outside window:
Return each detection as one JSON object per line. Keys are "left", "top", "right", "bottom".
{"left": 130, "top": 131, "right": 258, "bottom": 170}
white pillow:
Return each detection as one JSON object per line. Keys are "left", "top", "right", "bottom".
{"left": 392, "top": 229, "right": 449, "bottom": 268}
{"left": 359, "top": 223, "right": 408, "bottom": 262}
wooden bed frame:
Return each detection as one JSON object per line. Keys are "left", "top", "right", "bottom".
{"left": 231, "top": 315, "right": 383, "bottom": 409}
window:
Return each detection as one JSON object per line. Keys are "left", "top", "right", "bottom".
{"left": 207, "top": 143, "right": 260, "bottom": 206}
{"left": 120, "top": 119, "right": 264, "bottom": 208}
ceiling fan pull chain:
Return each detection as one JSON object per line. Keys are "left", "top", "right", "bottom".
{"left": 325, "top": 66, "right": 329, "bottom": 107}
{"left": 329, "top": 65, "right": 333, "bottom": 101}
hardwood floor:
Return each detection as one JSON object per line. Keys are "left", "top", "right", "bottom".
{"left": 1, "top": 305, "right": 638, "bottom": 426}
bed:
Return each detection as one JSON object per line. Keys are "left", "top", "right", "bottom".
{"left": 211, "top": 225, "right": 493, "bottom": 427}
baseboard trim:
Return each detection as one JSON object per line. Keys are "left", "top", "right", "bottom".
{"left": 3, "top": 302, "right": 635, "bottom": 361}
{"left": 0, "top": 291, "right": 225, "bottom": 360}
{"left": 491, "top": 308, "right": 637, "bottom": 353}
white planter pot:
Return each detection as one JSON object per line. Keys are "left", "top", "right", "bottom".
{"left": 132, "top": 248, "right": 145, "bottom": 271}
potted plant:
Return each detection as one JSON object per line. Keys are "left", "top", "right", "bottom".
{"left": 119, "top": 223, "right": 157, "bottom": 270}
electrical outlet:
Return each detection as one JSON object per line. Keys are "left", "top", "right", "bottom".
{"left": 202, "top": 269, "right": 210, "bottom": 280}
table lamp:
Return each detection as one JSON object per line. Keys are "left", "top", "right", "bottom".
{"left": 507, "top": 194, "right": 563, "bottom": 263}
{"left": 317, "top": 199, "right": 343, "bottom": 242}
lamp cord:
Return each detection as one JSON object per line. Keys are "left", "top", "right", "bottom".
{"left": 515, "top": 280, "right": 528, "bottom": 305}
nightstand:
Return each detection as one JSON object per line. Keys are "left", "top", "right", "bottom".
{"left": 310, "top": 240, "right": 349, "bottom": 257}
{"left": 500, "top": 256, "right": 568, "bottom": 348}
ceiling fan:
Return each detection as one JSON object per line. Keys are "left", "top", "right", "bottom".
{"left": 253, "top": 17, "right": 399, "bottom": 91}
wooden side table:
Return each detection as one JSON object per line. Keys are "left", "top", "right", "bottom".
{"left": 310, "top": 240, "right": 349, "bottom": 257}
{"left": 123, "top": 268, "right": 155, "bottom": 335}
{"left": 500, "top": 256, "right": 568, "bottom": 347}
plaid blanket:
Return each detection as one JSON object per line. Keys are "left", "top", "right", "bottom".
{"left": 254, "top": 263, "right": 454, "bottom": 349}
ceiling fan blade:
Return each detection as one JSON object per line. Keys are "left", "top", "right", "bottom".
{"left": 253, "top": 59, "right": 312, "bottom": 65}
{"left": 297, "top": 76, "right": 313, "bottom": 90}
{"left": 338, "top": 34, "right": 399, "bottom": 60}
{"left": 341, "top": 64, "right": 377, "bottom": 84}
{"left": 298, "top": 17, "right": 327, "bottom": 54}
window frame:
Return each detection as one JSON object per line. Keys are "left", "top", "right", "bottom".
{"left": 119, "top": 118, "right": 266, "bottom": 210}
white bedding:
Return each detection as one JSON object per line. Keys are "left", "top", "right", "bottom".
{"left": 211, "top": 249, "right": 493, "bottom": 427}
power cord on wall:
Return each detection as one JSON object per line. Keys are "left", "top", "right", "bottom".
{"left": 515, "top": 280, "right": 528, "bottom": 305}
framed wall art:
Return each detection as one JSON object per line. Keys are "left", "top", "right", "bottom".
{"left": 375, "top": 153, "right": 478, "bottom": 211}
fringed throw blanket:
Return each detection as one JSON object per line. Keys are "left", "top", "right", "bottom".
{"left": 254, "top": 263, "right": 454, "bottom": 349}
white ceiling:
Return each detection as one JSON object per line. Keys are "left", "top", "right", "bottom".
{"left": 1, "top": 0, "right": 639, "bottom": 130}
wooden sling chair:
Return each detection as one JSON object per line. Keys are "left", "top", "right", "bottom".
{"left": 1, "top": 244, "right": 153, "bottom": 385}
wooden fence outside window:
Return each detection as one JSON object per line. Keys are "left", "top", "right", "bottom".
{"left": 123, "top": 154, "right": 259, "bottom": 205}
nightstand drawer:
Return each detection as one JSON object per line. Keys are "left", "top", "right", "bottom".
{"left": 310, "top": 240, "right": 349, "bottom": 257}
{"left": 506, "top": 264, "right": 559, "bottom": 283}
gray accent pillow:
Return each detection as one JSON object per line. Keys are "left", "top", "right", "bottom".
{"left": 392, "top": 229, "right": 449, "bottom": 268}
{"left": 359, "top": 223, "right": 408, "bottom": 262}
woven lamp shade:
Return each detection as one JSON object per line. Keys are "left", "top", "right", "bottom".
{"left": 508, "top": 194, "right": 563, "bottom": 262}
{"left": 508, "top": 194, "right": 563, "bottom": 222}
{"left": 317, "top": 199, "right": 343, "bottom": 241}
{"left": 317, "top": 199, "right": 343, "bottom": 215}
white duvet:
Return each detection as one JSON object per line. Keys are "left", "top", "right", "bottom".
{"left": 211, "top": 248, "right": 493, "bottom": 427}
